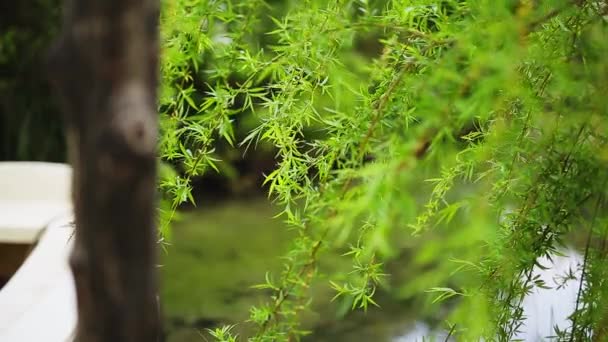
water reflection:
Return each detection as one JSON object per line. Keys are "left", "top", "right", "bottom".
{"left": 393, "top": 249, "right": 583, "bottom": 342}
{"left": 516, "top": 249, "right": 583, "bottom": 341}
{"left": 393, "top": 322, "right": 451, "bottom": 342}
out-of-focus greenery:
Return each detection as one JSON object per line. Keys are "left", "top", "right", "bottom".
{"left": 161, "top": 200, "right": 293, "bottom": 341}
{"left": 0, "top": 0, "right": 64, "bottom": 161}
{"left": 161, "top": 199, "right": 416, "bottom": 342}
{"left": 158, "top": 0, "right": 608, "bottom": 341}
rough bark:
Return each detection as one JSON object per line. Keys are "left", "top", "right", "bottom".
{"left": 47, "top": 1, "right": 161, "bottom": 341}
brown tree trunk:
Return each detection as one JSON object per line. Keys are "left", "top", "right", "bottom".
{"left": 47, "top": 0, "right": 161, "bottom": 341}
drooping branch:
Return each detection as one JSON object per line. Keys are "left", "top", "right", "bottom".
{"left": 48, "top": 1, "right": 161, "bottom": 341}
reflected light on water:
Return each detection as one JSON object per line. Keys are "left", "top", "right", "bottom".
{"left": 393, "top": 249, "right": 583, "bottom": 342}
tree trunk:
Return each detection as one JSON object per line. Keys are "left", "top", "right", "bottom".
{"left": 47, "top": 1, "right": 161, "bottom": 341}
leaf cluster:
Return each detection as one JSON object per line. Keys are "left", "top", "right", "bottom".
{"left": 158, "top": 0, "right": 608, "bottom": 340}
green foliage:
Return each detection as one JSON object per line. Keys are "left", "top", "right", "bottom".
{"left": 208, "top": 325, "right": 239, "bottom": 342}
{"left": 0, "top": 0, "right": 64, "bottom": 161}
{"left": 158, "top": 0, "right": 608, "bottom": 340}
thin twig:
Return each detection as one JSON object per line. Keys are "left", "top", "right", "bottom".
{"left": 444, "top": 324, "right": 456, "bottom": 342}
{"left": 570, "top": 191, "right": 605, "bottom": 341}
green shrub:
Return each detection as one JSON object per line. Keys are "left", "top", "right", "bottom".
{"left": 159, "top": 0, "right": 608, "bottom": 340}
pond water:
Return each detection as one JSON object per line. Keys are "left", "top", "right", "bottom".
{"left": 162, "top": 200, "right": 584, "bottom": 342}
{"left": 391, "top": 250, "right": 584, "bottom": 341}
{"left": 515, "top": 249, "right": 583, "bottom": 341}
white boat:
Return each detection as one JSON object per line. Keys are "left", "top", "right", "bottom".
{"left": 0, "top": 162, "right": 76, "bottom": 341}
